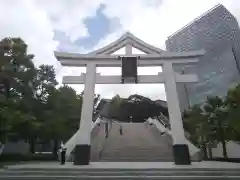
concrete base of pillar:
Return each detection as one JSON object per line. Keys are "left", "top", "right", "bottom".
{"left": 173, "top": 144, "right": 191, "bottom": 165}
{"left": 74, "top": 144, "right": 91, "bottom": 165}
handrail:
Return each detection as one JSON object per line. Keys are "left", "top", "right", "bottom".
{"left": 155, "top": 113, "right": 171, "bottom": 129}
{"left": 147, "top": 117, "right": 199, "bottom": 156}
{"left": 156, "top": 113, "right": 192, "bottom": 139}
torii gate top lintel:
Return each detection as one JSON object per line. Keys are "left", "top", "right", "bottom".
{"left": 54, "top": 32, "right": 205, "bottom": 67}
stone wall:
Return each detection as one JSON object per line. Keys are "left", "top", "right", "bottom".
{"left": 211, "top": 141, "right": 240, "bottom": 158}
{"left": 2, "top": 141, "right": 29, "bottom": 155}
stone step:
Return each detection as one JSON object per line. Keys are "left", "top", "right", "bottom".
{"left": 2, "top": 168, "right": 240, "bottom": 174}
{"left": 100, "top": 151, "right": 172, "bottom": 154}
{"left": 99, "top": 159, "right": 173, "bottom": 162}
{"left": 98, "top": 155, "right": 172, "bottom": 160}
{"left": 1, "top": 175, "right": 240, "bottom": 180}
{"left": 99, "top": 155, "right": 173, "bottom": 158}
{"left": 99, "top": 155, "right": 173, "bottom": 159}
{"left": 4, "top": 169, "right": 240, "bottom": 175}
{"left": 91, "top": 123, "right": 174, "bottom": 162}
{"left": 4, "top": 167, "right": 240, "bottom": 172}
{"left": 1, "top": 169, "right": 240, "bottom": 179}
{"left": 99, "top": 154, "right": 173, "bottom": 157}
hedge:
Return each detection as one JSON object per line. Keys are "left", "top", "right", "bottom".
{"left": 206, "top": 157, "right": 240, "bottom": 163}
{"left": 0, "top": 153, "right": 58, "bottom": 162}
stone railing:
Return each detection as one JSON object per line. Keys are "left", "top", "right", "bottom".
{"left": 147, "top": 117, "right": 200, "bottom": 159}
{"left": 61, "top": 117, "right": 102, "bottom": 161}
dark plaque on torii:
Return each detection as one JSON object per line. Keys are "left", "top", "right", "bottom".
{"left": 121, "top": 56, "right": 138, "bottom": 84}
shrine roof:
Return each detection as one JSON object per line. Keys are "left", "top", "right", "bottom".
{"left": 87, "top": 32, "right": 164, "bottom": 55}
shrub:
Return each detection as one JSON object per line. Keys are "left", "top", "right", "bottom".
{"left": 0, "top": 153, "right": 58, "bottom": 162}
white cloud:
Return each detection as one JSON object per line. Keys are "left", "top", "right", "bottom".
{"left": 0, "top": 0, "right": 58, "bottom": 67}
{"left": 0, "top": 0, "right": 105, "bottom": 92}
{"left": 1, "top": 0, "right": 240, "bottom": 100}
{"left": 88, "top": 0, "right": 240, "bottom": 99}
{"left": 35, "top": 0, "right": 106, "bottom": 42}
{"left": 102, "top": 0, "right": 219, "bottom": 49}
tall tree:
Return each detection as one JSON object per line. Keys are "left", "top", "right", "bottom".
{"left": 0, "top": 38, "right": 35, "bottom": 98}
{"left": 33, "top": 65, "right": 58, "bottom": 102}
{"left": 226, "top": 84, "right": 240, "bottom": 141}
{"left": 203, "top": 96, "right": 230, "bottom": 158}
{"left": 44, "top": 85, "right": 82, "bottom": 156}
{"left": 0, "top": 38, "right": 35, "bottom": 143}
{"left": 183, "top": 105, "right": 213, "bottom": 159}
{"left": 108, "top": 94, "right": 123, "bottom": 119}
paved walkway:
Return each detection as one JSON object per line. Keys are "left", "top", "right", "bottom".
{"left": 5, "top": 161, "right": 240, "bottom": 170}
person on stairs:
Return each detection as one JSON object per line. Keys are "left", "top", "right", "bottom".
{"left": 119, "top": 124, "right": 123, "bottom": 135}
{"left": 105, "top": 122, "right": 108, "bottom": 138}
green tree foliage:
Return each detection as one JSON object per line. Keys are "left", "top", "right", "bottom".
{"left": 0, "top": 38, "right": 37, "bottom": 147}
{"left": 183, "top": 105, "right": 211, "bottom": 158}
{"left": 203, "top": 96, "right": 230, "bottom": 158}
{"left": 108, "top": 94, "right": 122, "bottom": 119}
{"left": 42, "top": 85, "right": 82, "bottom": 156}
{"left": 226, "top": 84, "right": 240, "bottom": 141}
{"left": 0, "top": 37, "right": 83, "bottom": 156}
{"left": 184, "top": 91, "right": 240, "bottom": 159}
{"left": 106, "top": 94, "right": 168, "bottom": 122}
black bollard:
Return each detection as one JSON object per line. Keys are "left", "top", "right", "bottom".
{"left": 60, "top": 148, "right": 66, "bottom": 165}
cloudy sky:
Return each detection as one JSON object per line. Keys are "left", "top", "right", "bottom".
{"left": 1, "top": 0, "right": 240, "bottom": 100}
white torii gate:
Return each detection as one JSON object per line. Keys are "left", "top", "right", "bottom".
{"left": 55, "top": 32, "right": 204, "bottom": 165}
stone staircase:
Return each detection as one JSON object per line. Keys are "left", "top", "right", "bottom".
{"left": 1, "top": 163, "right": 240, "bottom": 179}
{"left": 92, "top": 122, "right": 173, "bottom": 162}
{"left": 91, "top": 122, "right": 107, "bottom": 161}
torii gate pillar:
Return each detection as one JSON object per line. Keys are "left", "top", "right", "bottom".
{"left": 74, "top": 63, "right": 96, "bottom": 165}
{"left": 163, "top": 62, "right": 190, "bottom": 164}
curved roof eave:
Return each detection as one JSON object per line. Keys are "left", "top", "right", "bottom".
{"left": 88, "top": 32, "right": 164, "bottom": 55}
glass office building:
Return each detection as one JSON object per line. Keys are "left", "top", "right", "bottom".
{"left": 166, "top": 4, "right": 240, "bottom": 111}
